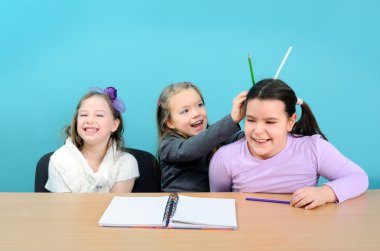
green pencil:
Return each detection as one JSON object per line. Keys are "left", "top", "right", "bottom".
{"left": 248, "top": 53, "right": 255, "bottom": 85}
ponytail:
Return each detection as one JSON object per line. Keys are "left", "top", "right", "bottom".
{"left": 292, "top": 101, "right": 327, "bottom": 140}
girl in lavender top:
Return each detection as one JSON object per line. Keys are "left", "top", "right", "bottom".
{"left": 209, "top": 79, "right": 368, "bottom": 209}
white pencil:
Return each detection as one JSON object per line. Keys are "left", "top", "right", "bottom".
{"left": 274, "top": 46, "right": 293, "bottom": 79}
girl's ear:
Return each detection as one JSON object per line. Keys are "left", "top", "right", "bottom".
{"left": 166, "top": 118, "right": 176, "bottom": 130}
{"left": 112, "top": 118, "right": 120, "bottom": 132}
{"left": 287, "top": 113, "right": 297, "bottom": 132}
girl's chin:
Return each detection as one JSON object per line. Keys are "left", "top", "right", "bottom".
{"left": 248, "top": 145, "right": 271, "bottom": 159}
{"left": 192, "top": 127, "right": 206, "bottom": 133}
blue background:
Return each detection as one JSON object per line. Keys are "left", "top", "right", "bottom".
{"left": 1, "top": 0, "right": 379, "bottom": 191}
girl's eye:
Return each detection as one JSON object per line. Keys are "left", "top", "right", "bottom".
{"left": 179, "top": 109, "right": 188, "bottom": 115}
{"left": 79, "top": 114, "right": 88, "bottom": 117}
{"left": 97, "top": 114, "right": 104, "bottom": 117}
{"left": 266, "top": 121, "right": 276, "bottom": 124}
{"left": 198, "top": 102, "right": 204, "bottom": 108}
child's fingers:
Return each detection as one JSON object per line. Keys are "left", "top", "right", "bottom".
{"left": 291, "top": 188, "right": 312, "bottom": 207}
{"left": 291, "top": 195, "right": 314, "bottom": 209}
{"left": 292, "top": 187, "right": 326, "bottom": 209}
{"left": 304, "top": 201, "right": 319, "bottom": 210}
{"left": 233, "top": 91, "right": 248, "bottom": 100}
{"left": 237, "top": 91, "right": 248, "bottom": 100}
{"left": 233, "top": 91, "right": 248, "bottom": 106}
{"left": 291, "top": 188, "right": 305, "bottom": 204}
{"left": 237, "top": 95, "right": 247, "bottom": 104}
{"left": 231, "top": 91, "right": 249, "bottom": 123}
{"left": 291, "top": 196, "right": 307, "bottom": 208}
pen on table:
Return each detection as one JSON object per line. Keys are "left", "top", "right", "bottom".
{"left": 245, "top": 197, "right": 291, "bottom": 204}
{"left": 248, "top": 53, "right": 255, "bottom": 85}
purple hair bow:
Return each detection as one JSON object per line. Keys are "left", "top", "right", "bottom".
{"left": 90, "top": 86, "right": 126, "bottom": 113}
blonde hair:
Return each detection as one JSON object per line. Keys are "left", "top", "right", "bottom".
{"left": 65, "top": 91, "right": 125, "bottom": 150}
{"left": 156, "top": 82, "right": 205, "bottom": 142}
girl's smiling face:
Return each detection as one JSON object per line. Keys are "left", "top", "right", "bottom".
{"left": 77, "top": 95, "right": 120, "bottom": 147}
{"left": 244, "top": 98, "right": 296, "bottom": 160}
{"left": 166, "top": 88, "right": 208, "bottom": 137}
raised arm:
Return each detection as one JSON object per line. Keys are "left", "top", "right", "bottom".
{"left": 159, "top": 115, "right": 240, "bottom": 162}
{"left": 160, "top": 91, "right": 247, "bottom": 162}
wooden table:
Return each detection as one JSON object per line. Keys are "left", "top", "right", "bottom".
{"left": 0, "top": 191, "right": 379, "bottom": 250}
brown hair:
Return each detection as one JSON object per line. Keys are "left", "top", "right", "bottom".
{"left": 246, "top": 78, "right": 327, "bottom": 140}
{"left": 65, "top": 91, "right": 125, "bottom": 150}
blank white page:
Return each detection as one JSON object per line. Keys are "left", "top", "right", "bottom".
{"left": 99, "top": 196, "right": 168, "bottom": 227}
{"left": 172, "top": 195, "right": 237, "bottom": 228}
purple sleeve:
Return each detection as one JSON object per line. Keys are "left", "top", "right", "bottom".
{"left": 314, "top": 137, "right": 369, "bottom": 203}
{"left": 209, "top": 148, "right": 232, "bottom": 192}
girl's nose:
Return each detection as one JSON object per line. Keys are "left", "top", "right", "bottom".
{"left": 254, "top": 123, "right": 265, "bottom": 134}
{"left": 85, "top": 115, "right": 95, "bottom": 123}
{"left": 192, "top": 107, "right": 201, "bottom": 118}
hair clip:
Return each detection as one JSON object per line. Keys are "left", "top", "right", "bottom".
{"left": 296, "top": 97, "right": 303, "bottom": 106}
{"left": 90, "top": 86, "right": 126, "bottom": 113}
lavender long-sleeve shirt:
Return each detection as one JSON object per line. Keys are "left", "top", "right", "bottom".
{"left": 209, "top": 134, "right": 368, "bottom": 203}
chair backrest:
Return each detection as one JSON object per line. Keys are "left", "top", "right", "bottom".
{"left": 127, "top": 148, "right": 161, "bottom": 193}
{"left": 34, "top": 148, "right": 161, "bottom": 193}
{"left": 35, "top": 152, "right": 54, "bottom": 192}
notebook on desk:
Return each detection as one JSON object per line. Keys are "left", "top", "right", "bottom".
{"left": 98, "top": 194, "right": 237, "bottom": 230}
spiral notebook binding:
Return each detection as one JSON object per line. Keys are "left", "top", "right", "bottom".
{"left": 163, "top": 193, "right": 179, "bottom": 227}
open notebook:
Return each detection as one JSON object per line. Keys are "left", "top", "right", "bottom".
{"left": 98, "top": 194, "right": 237, "bottom": 230}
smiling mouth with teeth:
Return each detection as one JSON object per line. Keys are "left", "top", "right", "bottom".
{"left": 254, "top": 138, "right": 269, "bottom": 143}
{"left": 85, "top": 127, "right": 99, "bottom": 133}
{"left": 191, "top": 120, "right": 203, "bottom": 128}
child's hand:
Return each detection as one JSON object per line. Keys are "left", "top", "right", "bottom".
{"left": 290, "top": 186, "right": 338, "bottom": 210}
{"left": 231, "top": 91, "right": 248, "bottom": 123}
